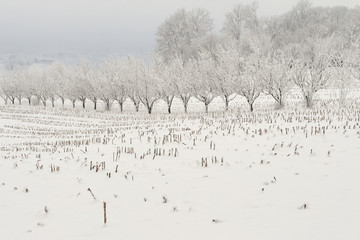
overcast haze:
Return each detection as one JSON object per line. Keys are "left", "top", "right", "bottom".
{"left": 0, "top": 0, "right": 359, "bottom": 59}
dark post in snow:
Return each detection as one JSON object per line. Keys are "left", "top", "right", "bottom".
{"left": 103, "top": 201, "right": 107, "bottom": 224}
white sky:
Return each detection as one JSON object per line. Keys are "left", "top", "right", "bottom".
{"left": 0, "top": 0, "right": 358, "bottom": 58}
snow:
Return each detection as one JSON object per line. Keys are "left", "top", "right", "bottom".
{"left": 1, "top": 94, "right": 360, "bottom": 240}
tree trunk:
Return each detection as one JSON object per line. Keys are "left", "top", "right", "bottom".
{"left": 93, "top": 99, "right": 97, "bottom": 110}
{"left": 224, "top": 95, "right": 229, "bottom": 111}
{"left": 148, "top": 106, "right": 152, "bottom": 114}
{"left": 42, "top": 99, "right": 47, "bottom": 107}
{"left": 305, "top": 95, "right": 313, "bottom": 108}
{"left": 249, "top": 101, "right": 254, "bottom": 112}
{"left": 278, "top": 90, "right": 285, "bottom": 109}
{"left": 105, "top": 99, "right": 111, "bottom": 111}
{"left": 51, "top": 97, "right": 55, "bottom": 107}
{"left": 119, "top": 101, "right": 124, "bottom": 112}
{"left": 184, "top": 101, "right": 188, "bottom": 113}
{"left": 117, "top": 99, "right": 125, "bottom": 112}
{"left": 181, "top": 96, "right": 190, "bottom": 113}
{"left": 61, "top": 97, "right": 65, "bottom": 107}
{"left": 167, "top": 98, "right": 172, "bottom": 114}
{"left": 82, "top": 99, "right": 86, "bottom": 109}
{"left": 11, "top": 97, "right": 15, "bottom": 104}
{"left": 27, "top": 97, "right": 31, "bottom": 105}
{"left": 277, "top": 97, "right": 284, "bottom": 109}
{"left": 131, "top": 97, "right": 140, "bottom": 112}
{"left": 133, "top": 100, "right": 140, "bottom": 112}
{"left": 205, "top": 102, "right": 209, "bottom": 113}
{"left": 146, "top": 100, "right": 153, "bottom": 114}
{"left": 17, "top": 96, "right": 22, "bottom": 105}
{"left": 167, "top": 104, "right": 171, "bottom": 114}
{"left": 166, "top": 96, "right": 174, "bottom": 114}
{"left": 72, "top": 99, "right": 76, "bottom": 108}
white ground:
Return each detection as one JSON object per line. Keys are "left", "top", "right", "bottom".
{"left": 1, "top": 91, "right": 360, "bottom": 240}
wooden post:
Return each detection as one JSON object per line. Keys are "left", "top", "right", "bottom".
{"left": 87, "top": 188, "right": 96, "bottom": 200}
{"left": 103, "top": 202, "right": 107, "bottom": 224}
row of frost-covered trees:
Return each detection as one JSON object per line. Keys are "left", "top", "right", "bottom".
{"left": 1, "top": 0, "right": 360, "bottom": 113}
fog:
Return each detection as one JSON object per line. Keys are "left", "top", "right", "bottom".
{"left": 0, "top": 0, "right": 358, "bottom": 59}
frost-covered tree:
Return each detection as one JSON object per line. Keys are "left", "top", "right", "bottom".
{"left": 264, "top": 16, "right": 283, "bottom": 44}
{"left": 29, "top": 66, "right": 54, "bottom": 107}
{"left": 290, "top": 0, "right": 313, "bottom": 28}
{"left": 222, "top": 2, "right": 259, "bottom": 42}
{"left": 153, "top": 55, "right": 177, "bottom": 114}
{"left": 16, "top": 68, "right": 31, "bottom": 105}
{"left": 88, "top": 70, "right": 111, "bottom": 111}
{"left": 167, "top": 55, "right": 192, "bottom": 113}
{"left": 236, "top": 54, "right": 262, "bottom": 112}
{"left": 260, "top": 49, "right": 293, "bottom": 109}
{"left": 138, "top": 62, "right": 160, "bottom": 114}
{"left": 328, "top": 47, "right": 355, "bottom": 105}
{"left": 156, "top": 8, "right": 213, "bottom": 62}
{"left": 0, "top": 73, "right": 7, "bottom": 104}
{"left": 188, "top": 55, "right": 217, "bottom": 113}
{"left": 0, "top": 71, "right": 18, "bottom": 104}
{"left": 125, "top": 56, "right": 143, "bottom": 112}
{"left": 41, "top": 63, "right": 72, "bottom": 107}
{"left": 349, "top": 47, "right": 360, "bottom": 82}
{"left": 0, "top": 78, "right": 7, "bottom": 104}
{"left": 336, "top": 67, "right": 352, "bottom": 106}
{"left": 292, "top": 37, "right": 335, "bottom": 108}
{"left": 5, "top": 66, "right": 38, "bottom": 105}
{"left": 100, "top": 59, "right": 128, "bottom": 112}
{"left": 199, "top": 46, "right": 239, "bottom": 111}
{"left": 13, "top": 68, "right": 27, "bottom": 105}
{"left": 69, "top": 61, "right": 94, "bottom": 109}
{"left": 49, "top": 62, "right": 69, "bottom": 107}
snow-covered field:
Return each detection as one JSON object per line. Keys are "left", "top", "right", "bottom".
{"left": 1, "top": 91, "right": 360, "bottom": 240}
